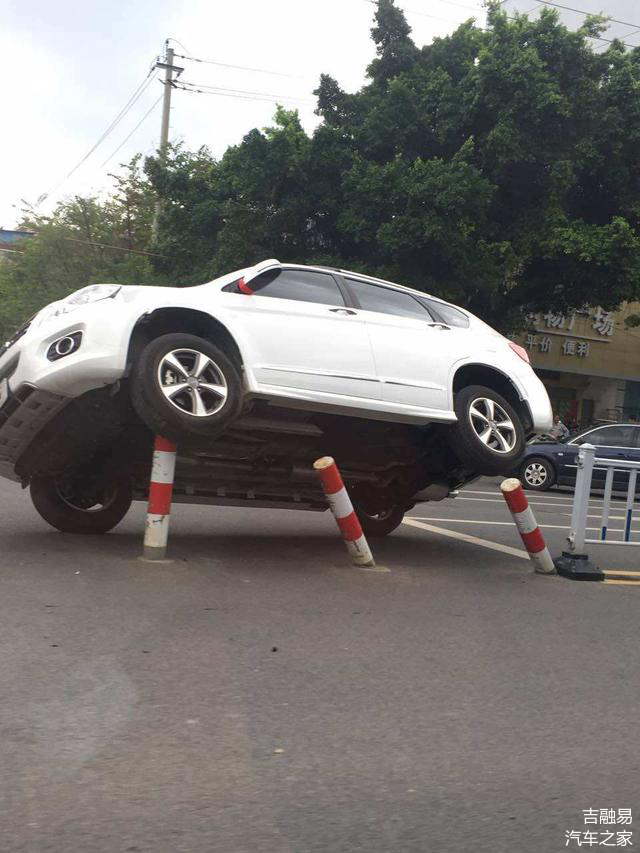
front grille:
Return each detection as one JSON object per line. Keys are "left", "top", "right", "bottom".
{"left": 0, "top": 318, "right": 32, "bottom": 359}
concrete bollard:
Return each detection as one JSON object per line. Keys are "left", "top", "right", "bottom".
{"left": 313, "top": 456, "right": 375, "bottom": 568}
{"left": 500, "top": 478, "right": 555, "bottom": 574}
{"left": 143, "top": 436, "right": 177, "bottom": 561}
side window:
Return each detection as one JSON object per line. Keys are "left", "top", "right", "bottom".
{"left": 582, "top": 426, "right": 637, "bottom": 447}
{"left": 347, "top": 279, "right": 431, "bottom": 320}
{"left": 420, "top": 298, "right": 470, "bottom": 328}
{"left": 224, "top": 269, "right": 344, "bottom": 307}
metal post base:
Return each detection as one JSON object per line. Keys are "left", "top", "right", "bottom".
{"left": 143, "top": 545, "right": 168, "bottom": 561}
{"left": 554, "top": 552, "right": 603, "bottom": 582}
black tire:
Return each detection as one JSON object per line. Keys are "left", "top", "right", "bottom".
{"left": 355, "top": 504, "right": 405, "bottom": 537}
{"left": 30, "top": 475, "right": 132, "bottom": 534}
{"left": 520, "top": 456, "right": 556, "bottom": 491}
{"left": 451, "top": 384, "right": 526, "bottom": 475}
{"left": 130, "top": 333, "right": 244, "bottom": 445}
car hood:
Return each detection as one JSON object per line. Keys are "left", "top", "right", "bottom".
{"left": 524, "top": 441, "right": 568, "bottom": 454}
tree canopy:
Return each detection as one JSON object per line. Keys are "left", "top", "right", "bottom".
{"left": 3, "top": 0, "right": 640, "bottom": 338}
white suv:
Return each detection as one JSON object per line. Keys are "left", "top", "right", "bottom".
{"left": 0, "top": 259, "right": 552, "bottom": 535}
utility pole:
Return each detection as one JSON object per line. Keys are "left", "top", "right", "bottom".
{"left": 151, "top": 41, "right": 182, "bottom": 241}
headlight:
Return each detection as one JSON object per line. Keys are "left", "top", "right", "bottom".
{"left": 36, "top": 284, "right": 121, "bottom": 324}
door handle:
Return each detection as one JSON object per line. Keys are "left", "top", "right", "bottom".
{"left": 426, "top": 322, "right": 451, "bottom": 330}
{"left": 329, "top": 308, "right": 357, "bottom": 315}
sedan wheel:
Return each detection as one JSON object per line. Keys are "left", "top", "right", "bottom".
{"left": 520, "top": 457, "right": 555, "bottom": 491}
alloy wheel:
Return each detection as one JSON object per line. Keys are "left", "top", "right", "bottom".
{"left": 524, "top": 462, "right": 548, "bottom": 487}
{"left": 55, "top": 480, "right": 118, "bottom": 513}
{"left": 468, "top": 397, "right": 517, "bottom": 454}
{"left": 157, "top": 348, "right": 228, "bottom": 418}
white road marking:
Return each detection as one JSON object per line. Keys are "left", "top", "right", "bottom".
{"left": 402, "top": 517, "right": 529, "bottom": 560}
{"left": 407, "top": 516, "right": 628, "bottom": 534}
{"left": 450, "top": 495, "right": 630, "bottom": 521}
{"left": 463, "top": 487, "right": 602, "bottom": 503}
{"left": 464, "top": 489, "right": 579, "bottom": 503}
{"left": 463, "top": 488, "right": 630, "bottom": 507}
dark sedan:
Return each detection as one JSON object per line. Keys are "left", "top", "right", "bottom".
{"left": 519, "top": 423, "right": 640, "bottom": 491}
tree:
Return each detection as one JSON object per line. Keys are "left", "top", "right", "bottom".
{"left": 4, "top": 1, "right": 640, "bottom": 338}
{"left": 0, "top": 157, "right": 159, "bottom": 340}
{"left": 145, "top": 1, "right": 640, "bottom": 330}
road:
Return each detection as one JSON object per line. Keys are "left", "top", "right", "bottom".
{"left": 1, "top": 476, "right": 639, "bottom": 853}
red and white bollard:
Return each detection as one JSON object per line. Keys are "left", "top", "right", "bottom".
{"left": 313, "top": 456, "right": 375, "bottom": 568}
{"left": 143, "top": 436, "right": 177, "bottom": 561}
{"left": 500, "top": 478, "right": 555, "bottom": 574}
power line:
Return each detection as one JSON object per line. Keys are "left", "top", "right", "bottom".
{"left": 363, "top": 0, "right": 471, "bottom": 25}
{"left": 177, "top": 81, "right": 315, "bottom": 105}
{"left": 37, "top": 62, "right": 159, "bottom": 206}
{"left": 167, "top": 37, "right": 195, "bottom": 57}
{"left": 179, "top": 79, "right": 315, "bottom": 102}
{"left": 174, "top": 52, "right": 307, "bottom": 80}
{"left": 175, "top": 84, "right": 314, "bottom": 106}
{"left": 535, "top": 0, "right": 640, "bottom": 31}
{"left": 101, "top": 94, "right": 164, "bottom": 168}
{"left": 497, "top": 0, "right": 640, "bottom": 48}
{"left": 61, "top": 236, "right": 166, "bottom": 258}
{"left": 431, "top": 0, "right": 484, "bottom": 13}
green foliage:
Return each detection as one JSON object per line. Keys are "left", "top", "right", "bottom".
{"left": 143, "top": 1, "right": 640, "bottom": 331}
{"left": 0, "top": 157, "right": 159, "bottom": 340}
{"left": 3, "top": 1, "right": 640, "bottom": 338}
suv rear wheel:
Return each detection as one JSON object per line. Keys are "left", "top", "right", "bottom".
{"left": 354, "top": 503, "right": 405, "bottom": 537}
{"left": 451, "top": 384, "right": 526, "bottom": 475}
{"left": 131, "top": 333, "right": 244, "bottom": 444}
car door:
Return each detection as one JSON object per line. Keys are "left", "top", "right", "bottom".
{"left": 342, "top": 277, "right": 469, "bottom": 414}
{"left": 561, "top": 425, "right": 639, "bottom": 488}
{"left": 219, "top": 267, "right": 380, "bottom": 400}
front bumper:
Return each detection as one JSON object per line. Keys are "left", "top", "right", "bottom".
{"left": 0, "top": 385, "right": 67, "bottom": 481}
{"left": 0, "top": 300, "right": 134, "bottom": 480}
{"left": 2, "top": 302, "right": 131, "bottom": 399}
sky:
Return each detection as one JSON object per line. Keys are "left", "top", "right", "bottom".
{"left": 502, "top": 0, "right": 640, "bottom": 47}
{"left": 1, "top": 0, "right": 487, "bottom": 229}
{"left": 4, "top": 0, "right": 637, "bottom": 230}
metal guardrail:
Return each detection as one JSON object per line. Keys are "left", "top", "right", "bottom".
{"left": 568, "top": 443, "right": 639, "bottom": 552}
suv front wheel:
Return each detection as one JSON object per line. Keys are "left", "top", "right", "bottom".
{"left": 30, "top": 475, "right": 132, "bottom": 533}
{"left": 450, "top": 384, "right": 526, "bottom": 475}
{"left": 131, "top": 333, "right": 244, "bottom": 444}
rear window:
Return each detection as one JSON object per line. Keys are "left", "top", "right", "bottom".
{"left": 419, "top": 298, "right": 469, "bottom": 328}
{"left": 347, "top": 278, "right": 431, "bottom": 320}
{"left": 579, "top": 425, "right": 638, "bottom": 448}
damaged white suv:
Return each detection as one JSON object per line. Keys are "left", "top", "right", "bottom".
{"left": 0, "top": 259, "right": 551, "bottom": 535}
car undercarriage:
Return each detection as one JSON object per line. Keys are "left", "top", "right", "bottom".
{"left": 9, "top": 384, "right": 471, "bottom": 517}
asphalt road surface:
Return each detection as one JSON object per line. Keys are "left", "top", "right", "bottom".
{"left": 1, "top": 476, "right": 639, "bottom": 853}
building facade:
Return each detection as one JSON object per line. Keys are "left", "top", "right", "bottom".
{"left": 501, "top": 1, "right": 640, "bottom": 426}
{"left": 0, "top": 229, "right": 33, "bottom": 259}
{"left": 518, "top": 304, "right": 640, "bottom": 426}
